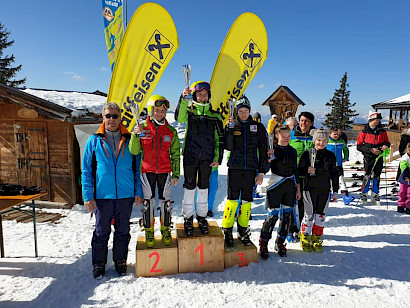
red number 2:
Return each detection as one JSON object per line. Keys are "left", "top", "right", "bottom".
{"left": 195, "top": 243, "right": 204, "bottom": 266}
{"left": 237, "top": 252, "right": 247, "bottom": 267}
{"left": 149, "top": 252, "right": 163, "bottom": 273}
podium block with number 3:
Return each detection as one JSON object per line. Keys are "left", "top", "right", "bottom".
{"left": 135, "top": 235, "right": 178, "bottom": 277}
{"left": 176, "top": 221, "right": 224, "bottom": 273}
{"left": 224, "top": 238, "right": 258, "bottom": 268}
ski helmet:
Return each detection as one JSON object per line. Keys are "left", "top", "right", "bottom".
{"left": 190, "top": 81, "right": 211, "bottom": 101}
{"left": 253, "top": 112, "right": 261, "bottom": 122}
{"left": 236, "top": 95, "right": 251, "bottom": 113}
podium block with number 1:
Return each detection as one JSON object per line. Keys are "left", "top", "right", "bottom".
{"left": 176, "top": 221, "right": 224, "bottom": 273}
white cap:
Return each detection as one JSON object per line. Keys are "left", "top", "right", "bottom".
{"left": 368, "top": 111, "right": 382, "bottom": 121}
{"left": 272, "top": 114, "right": 278, "bottom": 119}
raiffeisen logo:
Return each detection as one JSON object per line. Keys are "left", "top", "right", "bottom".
{"left": 121, "top": 30, "right": 174, "bottom": 129}
{"left": 145, "top": 30, "right": 173, "bottom": 63}
{"left": 215, "top": 40, "right": 263, "bottom": 121}
{"left": 103, "top": 7, "right": 114, "bottom": 22}
{"left": 241, "top": 39, "right": 262, "bottom": 71}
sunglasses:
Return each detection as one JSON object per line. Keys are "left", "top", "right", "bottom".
{"left": 191, "top": 82, "right": 210, "bottom": 92}
{"left": 104, "top": 113, "right": 119, "bottom": 119}
{"left": 154, "top": 99, "right": 170, "bottom": 109}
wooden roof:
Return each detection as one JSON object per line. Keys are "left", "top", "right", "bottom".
{"left": 261, "top": 85, "right": 305, "bottom": 106}
{"left": 372, "top": 93, "right": 410, "bottom": 110}
{"left": 0, "top": 83, "right": 72, "bottom": 121}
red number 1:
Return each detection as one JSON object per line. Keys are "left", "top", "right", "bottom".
{"left": 195, "top": 243, "right": 204, "bottom": 266}
{"left": 237, "top": 252, "right": 247, "bottom": 267}
{"left": 149, "top": 252, "right": 163, "bottom": 273}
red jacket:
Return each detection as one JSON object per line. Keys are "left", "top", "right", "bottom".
{"left": 133, "top": 117, "right": 180, "bottom": 176}
{"left": 357, "top": 123, "right": 390, "bottom": 162}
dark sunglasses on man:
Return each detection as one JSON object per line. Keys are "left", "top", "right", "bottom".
{"left": 105, "top": 113, "right": 119, "bottom": 119}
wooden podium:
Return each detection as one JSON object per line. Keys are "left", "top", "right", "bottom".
{"left": 176, "top": 221, "right": 224, "bottom": 273}
{"left": 135, "top": 235, "right": 178, "bottom": 277}
{"left": 224, "top": 238, "right": 258, "bottom": 268}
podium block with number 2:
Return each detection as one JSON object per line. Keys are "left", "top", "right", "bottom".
{"left": 135, "top": 235, "right": 178, "bottom": 277}
{"left": 176, "top": 221, "right": 224, "bottom": 273}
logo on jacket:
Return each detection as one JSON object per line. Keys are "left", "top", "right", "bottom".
{"left": 250, "top": 125, "right": 258, "bottom": 132}
{"left": 163, "top": 135, "right": 171, "bottom": 142}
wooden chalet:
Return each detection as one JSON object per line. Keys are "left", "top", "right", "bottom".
{"left": 0, "top": 83, "right": 103, "bottom": 205}
{"left": 372, "top": 93, "right": 410, "bottom": 131}
{"left": 261, "top": 85, "right": 305, "bottom": 123}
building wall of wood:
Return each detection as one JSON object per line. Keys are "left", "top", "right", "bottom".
{"left": 0, "top": 100, "right": 79, "bottom": 204}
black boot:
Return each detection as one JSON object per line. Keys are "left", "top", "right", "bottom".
{"left": 238, "top": 224, "right": 251, "bottom": 246}
{"left": 114, "top": 259, "right": 127, "bottom": 276}
{"left": 275, "top": 237, "right": 287, "bottom": 257}
{"left": 197, "top": 215, "right": 209, "bottom": 234}
{"left": 224, "top": 227, "right": 234, "bottom": 247}
{"left": 93, "top": 263, "right": 105, "bottom": 279}
{"left": 397, "top": 206, "right": 405, "bottom": 213}
{"left": 184, "top": 216, "right": 194, "bottom": 236}
{"left": 259, "top": 236, "right": 269, "bottom": 260}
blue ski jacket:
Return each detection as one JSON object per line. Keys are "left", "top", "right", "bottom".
{"left": 82, "top": 123, "right": 142, "bottom": 202}
{"left": 326, "top": 137, "right": 349, "bottom": 167}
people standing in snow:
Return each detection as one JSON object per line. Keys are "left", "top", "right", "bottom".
{"left": 357, "top": 111, "right": 390, "bottom": 205}
{"left": 129, "top": 95, "right": 180, "bottom": 248}
{"left": 82, "top": 102, "right": 143, "bottom": 279}
{"left": 175, "top": 81, "right": 224, "bottom": 236}
{"left": 397, "top": 142, "right": 410, "bottom": 214}
{"left": 326, "top": 127, "right": 350, "bottom": 196}
{"left": 298, "top": 128, "right": 339, "bottom": 253}
{"left": 259, "top": 125, "right": 301, "bottom": 258}
{"left": 396, "top": 128, "right": 410, "bottom": 181}
{"left": 288, "top": 111, "right": 315, "bottom": 240}
{"left": 222, "top": 96, "right": 269, "bottom": 247}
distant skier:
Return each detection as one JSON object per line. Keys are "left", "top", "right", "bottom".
{"left": 357, "top": 111, "right": 390, "bottom": 205}
{"left": 326, "top": 127, "right": 352, "bottom": 203}
{"left": 397, "top": 142, "right": 410, "bottom": 214}
{"left": 222, "top": 96, "right": 269, "bottom": 247}
{"left": 259, "top": 125, "right": 301, "bottom": 258}
{"left": 129, "top": 95, "right": 180, "bottom": 248}
{"left": 298, "top": 129, "right": 339, "bottom": 253}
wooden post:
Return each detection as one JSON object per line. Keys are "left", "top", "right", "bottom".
{"left": 135, "top": 235, "right": 178, "bottom": 277}
{"left": 224, "top": 238, "right": 258, "bottom": 268}
{"left": 176, "top": 221, "right": 224, "bottom": 273}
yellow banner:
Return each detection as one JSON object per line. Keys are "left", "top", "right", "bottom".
{"left": 210, "top": 13, "right": 268, "bottom": 125}
{"left": 107, "top": 3, "right": 179, "bottom": 131}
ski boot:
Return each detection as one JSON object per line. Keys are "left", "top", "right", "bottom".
{"left": 238, "top": 225, "right": 252, "bottom": 246}
{"left": 311, "top": 234, "right": 323, "bottom": 253}
{"left": 274, "top": 237, "right": 287, "bottom": 257}
{"left": 197, "top": 215, "right": 209, "bottom": 234}
{"left": 93, "top": 263, "right": 105, "bottom": 279}
{"left": 223, "top": 227, "right": 234, "bottom": 247}
{"left": 371, "top": 192, "right": 381, "bottom": 206}
{"left": 160, "top": 225, "right": 172, "bottom": 246}
{"left": 259, "top": 236, "right": 269, "bottom": 260}
{"left": 360, "top": 192, "right": 368, "bottom": 204}
{"left": 145, "top": 226, "right": 155, "bottom": 248}
{"left": 397, "top": 206, "right": 405, "bottom": 213}
{"left": 114, "top": 259, "right": 127, "bottom": 276}
{"left": 406, "top": 208, "right": 410, "bottom": 215}
{"left": 300, "top": 233, "right": 312, "bottom": 252}
{"left": 207, "top": 210, "right": 214, "bottom": 217}
{"left": 184, "top": 216, "right": 194, "bottom": 236}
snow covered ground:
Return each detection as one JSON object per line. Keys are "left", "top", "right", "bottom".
{"left": 1, "top": 116, "right": 409, "bottom": 307}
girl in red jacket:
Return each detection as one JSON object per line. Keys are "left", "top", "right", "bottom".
{"left": 129, "top": 95, "right": 180, "bottom": 248}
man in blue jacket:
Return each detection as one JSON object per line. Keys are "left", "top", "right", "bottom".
{"left": 82, "top": 102, "right": 143, "bottom": 279}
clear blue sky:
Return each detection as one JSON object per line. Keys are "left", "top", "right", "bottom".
{"left": 1, "top": 0, "right": 410, "bottom": 118}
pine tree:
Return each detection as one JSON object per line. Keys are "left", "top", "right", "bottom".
{"left": 0, "top": 22, "right": 26, "bottom": 87}
{"left": 323, "top": 72, "right": 358, "bottom": 130}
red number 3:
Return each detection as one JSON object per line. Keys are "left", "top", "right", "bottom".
{"left": 237, "top": 252, "right": 247, "bottom": 267}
